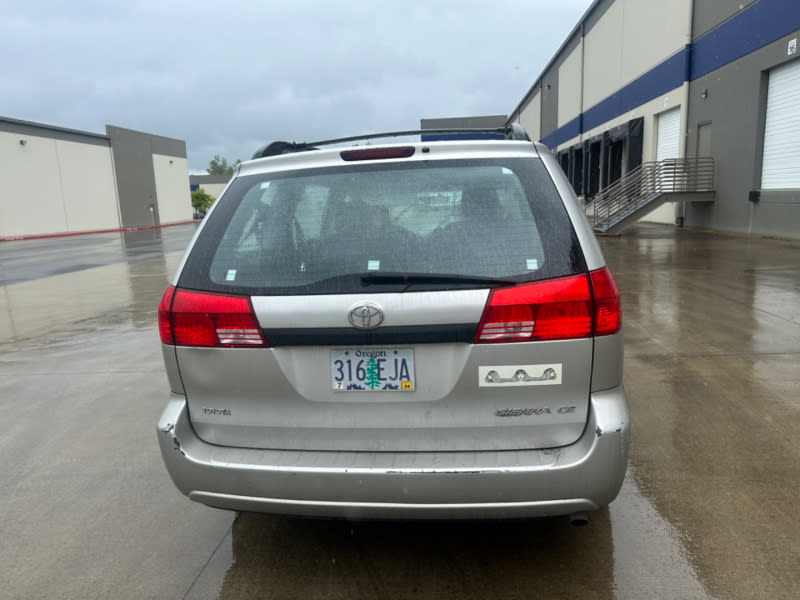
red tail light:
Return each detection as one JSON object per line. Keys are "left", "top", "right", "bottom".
{"left": 590, "top": 267, "right": 622, "bottom": 335}
{"left": 475, "top": 268, "right": 621, "bottom": 343}
{"left": 158, "top": 285, "right": 176, "bottom": 344}
{"left": 157, "top": 286, "right": 267, "bottom": 348}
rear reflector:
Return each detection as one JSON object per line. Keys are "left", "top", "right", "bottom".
{"left": 157, "top": 285, "right": 176, "bottom": 344}
{"left": 157, "top": 286, "right": 266, "bottom": 348}
{"left": 475, "top": 268, "right": 621, "bottom": 343}
{"left": 340, "top": 147, "right": 415, "bottom": 161}
{"left": 590, "top": 267, "right": 622, "bottom": 336}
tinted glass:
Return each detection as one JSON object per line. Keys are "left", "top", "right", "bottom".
{"left": 180, "top": 157, "right": 586, "bottom": 294}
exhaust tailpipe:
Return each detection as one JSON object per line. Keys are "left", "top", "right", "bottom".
{"left": 569, "top": 512, "right": 589, "bottom": 526}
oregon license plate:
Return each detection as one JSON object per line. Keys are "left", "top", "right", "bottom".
{"left": 331, "top": 349, "right": 415, "bottom": 391}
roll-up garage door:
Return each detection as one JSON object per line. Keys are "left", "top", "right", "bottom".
{"left": 647, "top": 107, "right": 681, "bottom": 223}
{"left": 761, "top": 59, "right": 800, "bottom": 189}
{"left": 656, "top": 108, "right": 681, "bottom": 161}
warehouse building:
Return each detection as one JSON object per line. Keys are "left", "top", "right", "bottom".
{"left": 420, "top": 115, "right": 508, "bottom": 140}
{"left": 189, "top": 174, "right": 231, "bottom": 201}
{"left": 0, "top": 117, "right": 192, "bottom": 240}
{"left": 509, "top": 0, "right": 800, "bottom": 238}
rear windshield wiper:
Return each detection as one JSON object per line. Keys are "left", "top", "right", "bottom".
{"left": 360, "top": 272, "right": 518, "bottom": 287}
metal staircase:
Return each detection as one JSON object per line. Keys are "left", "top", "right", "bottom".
{"left": 587, "top": 157, "right": 715, "bottom": 234}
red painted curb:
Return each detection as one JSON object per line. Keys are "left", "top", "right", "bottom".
{"left": 0, "top": 220, "right": 198, "bottom": 242}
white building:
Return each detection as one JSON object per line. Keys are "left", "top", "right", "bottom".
{"left": 1, "top": 117, "right": 192, "bottom": 240}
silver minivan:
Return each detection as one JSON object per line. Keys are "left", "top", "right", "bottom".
{"left": 157, "top": 127, "right": 629, "bottom": 521}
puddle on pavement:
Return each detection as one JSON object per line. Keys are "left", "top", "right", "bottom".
{"left": 609, "top": 471, "right": 716, "bottom": 600}
{"left": 0, "top": 251, "right": 183, "bottom": 346}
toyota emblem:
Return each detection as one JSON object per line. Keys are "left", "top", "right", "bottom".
{"left": 348, "top": 303, "right": 384, "bottom": 329}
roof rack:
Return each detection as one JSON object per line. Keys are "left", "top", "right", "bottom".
{"left": 251, "top": 123, "right": 530, "bottom": 159}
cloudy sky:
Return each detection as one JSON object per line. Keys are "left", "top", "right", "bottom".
{"left": 2, "top": 0, "right": 592, "bottom": 172}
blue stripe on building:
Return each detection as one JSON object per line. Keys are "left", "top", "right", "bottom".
{"left": 540, "top": 115, "right": 582, "bottom": 149}
{"left": 537, "top": 0, "right": 799, "bottom": 148}
{"left": 691, "top": 0, "right": 800, "bottom": 79}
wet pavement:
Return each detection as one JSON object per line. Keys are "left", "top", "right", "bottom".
{"left": 0, "top": 222, "right": 798, "bottom": 599}
{"left": 0, "top": 226, "right": 197, "bottom": 286}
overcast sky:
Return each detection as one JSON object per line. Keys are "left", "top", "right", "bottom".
{"left": 2, "top": 0, "right": 592, "bottom": 172}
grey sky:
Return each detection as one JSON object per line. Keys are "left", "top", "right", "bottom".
{"left": 2, "top": 0, "right": 592, "bottom": 171}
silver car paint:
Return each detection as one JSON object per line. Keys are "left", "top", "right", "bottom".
{"left": 158, "top": 385, "right": 629, "bottom": 519}
{"left": 161, "top": 345, "right": 184, "bottom": 396}
{"left": 179, "top": 336, "right": 594, "bottom": 452}
{"left": 236, "top": 140, "right": 544, "bottom": 178}
{"left": 251, "top": 289, "right": 489, "bottom": 328}
{"left": 591, "top": 332, "right": 624, "bottom": 392}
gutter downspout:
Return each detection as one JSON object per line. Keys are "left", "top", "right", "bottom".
{"left": 579, "top": 20, "right": 586, "bottom": 199}
{"left": 678, "top": 0, "right": 695, "bottom": 227}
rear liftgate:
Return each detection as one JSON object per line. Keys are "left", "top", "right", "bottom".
{"left": 159, "top": 268, "right": 620, "bottom": 453}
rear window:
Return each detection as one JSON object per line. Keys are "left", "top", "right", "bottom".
{"left": 179, "top": 157, "right": 586, "bottom": 294}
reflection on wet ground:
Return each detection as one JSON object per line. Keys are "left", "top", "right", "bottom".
{"left": 0, "top": 233, "right": 190, "bottom": 343}
{"left": 0, "top": 223, "right": 798, "bottom": 599}
{"left": 183, "top": 471, "right": 712, "bottom": 600}
{"left": 216, "top": 512, "right": 618, "bottom": 599}
{"left": 0, "top": 224, "right": 196, "bottom": 286}
{"left": 604, "top": 224, "right": 800, "bottom": 600}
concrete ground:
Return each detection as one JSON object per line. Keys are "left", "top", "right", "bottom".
{"left": 0, "top": 223, "right": 798, "bottom": 599}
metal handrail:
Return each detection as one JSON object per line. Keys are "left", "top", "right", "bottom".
{"left": 588, "top": 157, "right": 714, "bottom": 229}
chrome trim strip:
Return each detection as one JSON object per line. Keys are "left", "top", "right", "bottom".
{"left": 191, "top": 492, "right": 596, "bottom": 512}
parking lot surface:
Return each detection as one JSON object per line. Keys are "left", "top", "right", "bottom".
{"left": 1, "top": 223, "right": 798, "bottom": 599}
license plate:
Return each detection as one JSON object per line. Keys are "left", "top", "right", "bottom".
{"left": 331, "top": 349, "right": 415, "bottom": 392}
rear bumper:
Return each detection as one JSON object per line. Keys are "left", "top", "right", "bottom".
{"left": 157, "top": 387, "right": 629, "bottom": 519}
